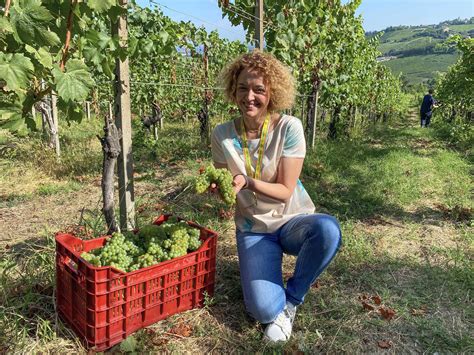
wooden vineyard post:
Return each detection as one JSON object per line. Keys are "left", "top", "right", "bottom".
{"left": 203, "top": 43, "right": 211, "bottom": 145}
{"left": 311, "top": 89, "right": 319, "bottom": 149}
{"left": 255, "top": 0, "right": 264, "bottom": 50}
{"left": 86, "top": 101, "right": 91, "bottom": 120}
{"left": 51, "top": 91, "right": 61, "bottom": 157}
{"left": 113, "top": 0, "right": 135, "bottom": 231}
{"left": 301, "top": 96, "right": 305, "bottom": 128}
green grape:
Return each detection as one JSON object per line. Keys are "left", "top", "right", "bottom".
{"left": 194, "top": 164, "right": 236, "bottom": 206}
{"left": 81, "top": 252, "right": 102, "bottom": 267}
{"left": 80, "top": 221, "right": 205, "bottom": 272}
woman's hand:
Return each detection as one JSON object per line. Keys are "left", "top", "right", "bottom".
{"left": 232, "top": 174, "right": 248, "bottom": 194}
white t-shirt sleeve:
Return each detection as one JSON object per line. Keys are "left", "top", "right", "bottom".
{"left": 211, "top": 126, "right": 226, "bottom": 164}
{"left": 282, "top": 118, "right": 306, "bottom": 158}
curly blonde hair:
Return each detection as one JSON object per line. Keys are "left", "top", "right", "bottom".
{"left": 220, "top": 50, "right": 296, "bottom": 113}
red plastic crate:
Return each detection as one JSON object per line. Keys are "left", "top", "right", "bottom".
{"left": 55, "top": 215, "right": 218, "bottom": 351}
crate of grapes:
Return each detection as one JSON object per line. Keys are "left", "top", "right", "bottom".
{"left": 55, "top": 215, "right": 218, "bottom": 351}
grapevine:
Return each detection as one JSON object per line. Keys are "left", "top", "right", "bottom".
{"left": 194, "top": 165, "right": 236, "bottom": 206}
{"left": 80, "top": 218, "right": 202, "bottom": 272}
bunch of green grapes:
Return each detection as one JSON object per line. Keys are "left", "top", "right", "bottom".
{"left": 187, "top": 228, "right": 201, "bottom": 251}
{"left": 99, "top": 233, "right": 134, "bottom": 272}
{"left": 81, "top": 252, "right": 101, "bottom": 267}
{"left": 81, "top": 220, "right": 203, "bottom": 272}
{"left": 137, "top": 253, "right": 155, "bottom": 268}
{"left": 194, "top": 165, "right": 236, "bottom": 206}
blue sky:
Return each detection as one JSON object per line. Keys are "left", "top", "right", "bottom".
{"left": 137, "top": 0, "right": 474, "bottom": 42}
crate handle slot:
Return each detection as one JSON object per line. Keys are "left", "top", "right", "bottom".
{"left": 56, "top": 233, "right": 86, "bottom": 255}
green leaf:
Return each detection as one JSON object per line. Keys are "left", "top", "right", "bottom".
{"left": 36, "top": 47, "right": 53, "bottom": 69}
{"left": 0, "top": 53, "right": 34, "bottom": 92}
{"left": 25, "top": 115, "right": 37, "bottom": 130}
{"left": 52, "top": 60, "right": 94, "bottom": 103}
{"left": 119, "top": 335, "right": 137, "bottom": 353}
{"left": 0, "top": 101, "right": 23, "bottom": 122}
{"left": 128, "top": 37, "right": 138, "bottom": 57}
{"left": 275, "top": 34, "right": 289, "bottom": 50}
{"left": 10, "top": 0, "right": 60, "bottom": 47}
{"left": 159, "top": 30, "right": 169, "bottom": 44}
{"left": 1, "top": 117, "right": 24, "bottom": 131}
{"left": 276, "top": 12, "right": 285, "bottom": 26}
{"left": 0, "top": 18, "right": 13, "bottom": 34}
{"left": 280, "top": 51, "right": 291, "bottom": 63}
{"left": 57, "top": 99, "right": 84, "bottom": 123}
{"left": 117, "top": 46, "right": 128, "bottom": 61}
{"left": 101, "top": 60, "right": 114, "bottom": 79}
{"left": 83, "top": 46, "right": 103, "bottom": 66}
{"left": 85, "top": 30, "right": 111, "bottom": 50}
{"left": 141, "top": 38, "right": 154, "bottom": 54}
{"left": 87, "top": 0, "right": 116, "bottom": 12}
{"left": 25, "top": 45, "right": 53, "bottom": 69}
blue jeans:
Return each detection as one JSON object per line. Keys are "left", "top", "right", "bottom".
{"left": 236, "top": 213, "right": 342, "bottom": 324}
{"left": 420, "top": 111, "right": 432, "bottom": 127}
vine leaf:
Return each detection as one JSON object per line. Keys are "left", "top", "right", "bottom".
{"left": 52, "top": 59, "right": 94, "bottom": 103}
{"left": 57, "top": 99, "right": 84, "bottom": 122}
{"left": 0, "top": 53, "right": 34, "bottom": 92}
{"left": 25, "top": 45, "right": 53, "bottom": 69}
{"left": 0, "top": 18, "right": 13, "bottom": 35}
{"left": 10, "top": 0, "right": 60, "bottom": 47}
{"left": 87, "top": 0, "right": 116, "bottom": 13}
{"left": 0, "top": 100, "right": 24, "bottom": 132}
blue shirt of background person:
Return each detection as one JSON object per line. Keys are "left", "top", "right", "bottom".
{"left": 420, "top": 92, "right": 435, "bottom": 114}
{"left": 419, "top": 88, "right": 437, "bottom": 127}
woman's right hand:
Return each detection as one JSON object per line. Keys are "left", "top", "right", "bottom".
{"left": 232, "top": 174, "right": 248, "bottom": 194}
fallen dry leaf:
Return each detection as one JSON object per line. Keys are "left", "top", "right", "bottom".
{"left": 371, "top": 295, "right": 382, "bottom": 305}
{"left": 379, "top": 306, "right": 396, "bottom": 320}
{"left": 219, "top": 208, "right": 233, "bottom": 220}
{"left": 311, "top": 280, "right": 321, "bottom": 289}
{"left": 411, "top": 306, "right": 427, "bottom": 316}
{"left": 152, "top": 336, "right": 170, "bottom": 347}
{"left": 378, "top": 340, "right": 393, "bottom": 349}
{"left": 169, "top": 323, "right": 193, "bottom": 337}
{"left": 362, "top": 301, "right": 375, "bottom": 311}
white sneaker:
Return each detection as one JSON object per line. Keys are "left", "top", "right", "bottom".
{"left": 263, "top": 301, "right": 297, "bottom": 343}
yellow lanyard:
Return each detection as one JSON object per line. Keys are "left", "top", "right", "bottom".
{"left": 240, "top": 113, "right": 270, "bottom": 180}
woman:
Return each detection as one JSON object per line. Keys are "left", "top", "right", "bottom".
{"left": 211, "top": 50, "right": 342, "bottom": 343}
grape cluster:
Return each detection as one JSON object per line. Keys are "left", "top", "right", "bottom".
{"left": 80, "top": 218, "right": 203, "bottom": 272}
{"left": 194, "top": 165, "right": 236, "bottom": 206}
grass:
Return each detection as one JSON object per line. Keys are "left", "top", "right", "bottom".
{"left": 383, "top": 54, "right": 458, "bottom": 84}
{"left": 448, "top": 24, "right": 474, "bottom": 32}
{"left": 374, "top": 22, "right": 473, "bottom": 84}
{"left": 0, "top": 111, "right": 472, "bottom": 353}
{"left": 378, "top": 36, "right": 440, "bottom": 55}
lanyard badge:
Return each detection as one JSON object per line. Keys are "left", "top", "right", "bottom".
{"left": 240, "top": 113, "right": 271, "bottom": 205}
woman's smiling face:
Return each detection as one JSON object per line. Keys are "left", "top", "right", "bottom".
{"left": 235, "top": 68, "right": 271, "bottom": 122}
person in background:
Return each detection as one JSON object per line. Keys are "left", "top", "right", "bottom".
{"left": 211, "top": 50, "right": 342, "bottom": 343}
{"left": 420, "top": 88, "right": 438, "bottom": 128}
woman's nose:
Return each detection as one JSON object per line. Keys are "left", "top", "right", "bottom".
{"left": 246, "top": 89, "right": 255, "bottom": 101}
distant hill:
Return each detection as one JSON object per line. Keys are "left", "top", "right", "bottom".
{"left": 368, "top": 18, "right": 473, "bottom": 86}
